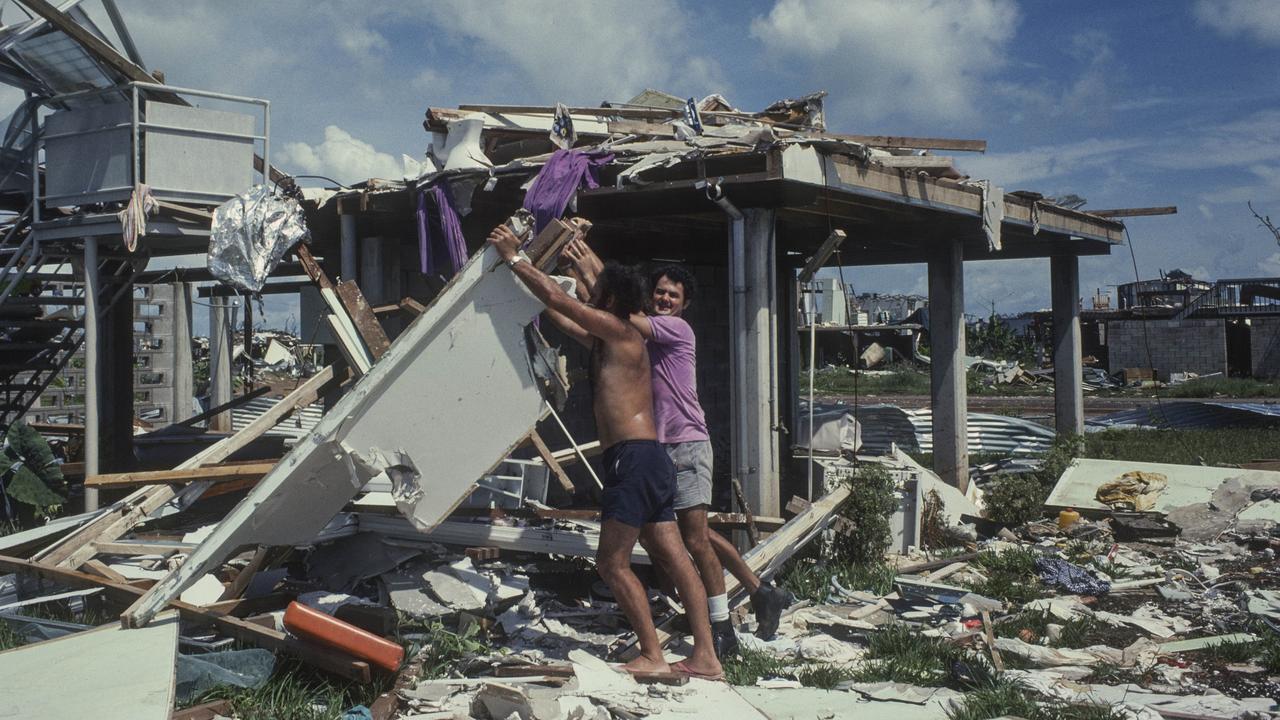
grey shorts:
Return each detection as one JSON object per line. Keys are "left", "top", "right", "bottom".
{"left": 666, "top": 440, "right": 713, "bottom": 511}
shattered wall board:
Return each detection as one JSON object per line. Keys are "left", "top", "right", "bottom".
{"left": 0, "top": 612, "right": 179, "bottom": 720}
{"left": 125, "top": 246, "right": 552, "bottom": 627}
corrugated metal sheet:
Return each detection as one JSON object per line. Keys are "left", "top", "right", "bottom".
{"left": 1087, "top": 401, "right": 1280, "bottom": 430}
{"left": 229, "top": 396, "right": 324, "bottom": 441}
{"left": 819, "top": 403, "right": 1055, "bottom": 457}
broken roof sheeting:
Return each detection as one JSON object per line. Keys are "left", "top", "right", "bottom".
{"left": 1087, "top": 400, "right": 1280, "bottom": 430}
{"left": 825, "top": 403, "right": 1055, "bottom": 457}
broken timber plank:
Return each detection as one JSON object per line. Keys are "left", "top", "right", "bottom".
{"left": 618, "top": 483, "right": 853, "bottom": 658}
{"left": 36, "top": 365, "right": 347, "bottom": 570}
{"left": 731, "top": 477, "right": 760, "bottom": 547}
{"left": 875, "top": 155, "right": 955, "bottom": 169}
{"left": 85, "top": 461, "right": 276, "bottom": 489}
{"left": 171, "top": 700, "right": 234, "bottom": 720}
{"left": 172, "top": 385, "right": 270, "bottom": 429}
{"left": 0, "top": 553, "right": 371, "bottom": 682}
{"left": 335, "top": 280, "right": 392, "bottom": 359}
{"left": 527, "top": 430, "right": 574, "bottom": 493}
{"left": 217, "top": 545, "right": 276, "bottom": 602}
{"left": 124, "top": 242, "right": 564, "bottom": 628}
{"left": 1089, "top": 206, "right": 1178, "bottom": 218}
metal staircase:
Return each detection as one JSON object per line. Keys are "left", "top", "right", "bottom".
{"left": 0, "top": 206, "right": 135, "bottom": 432}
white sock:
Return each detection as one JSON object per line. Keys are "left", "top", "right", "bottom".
{"left": 708, "top": 593, "right": 730, "bottom": 623}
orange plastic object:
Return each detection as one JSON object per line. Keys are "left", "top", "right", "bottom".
{"left": 1057, "top": 508, "right": 1081, "bottom": 530}
{"left": 283, "top": 601, "right": 404, "bottom": 673}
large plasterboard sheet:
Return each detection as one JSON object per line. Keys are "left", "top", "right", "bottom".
{"left": 1046, "top": 458, "right": 1280, "bottom": 513}
{"left": 126, "top": 245, "right": 549, "bottom": 626}
{"left": 0, "top": 612, "right": 178, "bottom": 719}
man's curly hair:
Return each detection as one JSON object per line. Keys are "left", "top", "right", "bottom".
{"left": 596, "top": 262, "right": 648, "bottom": 317}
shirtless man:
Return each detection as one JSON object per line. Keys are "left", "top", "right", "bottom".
{"left": 487, "top": 225, "right": 722, "bottom": 679}
{"left": 564, "top": 242, "right": 793, "bottom": 647}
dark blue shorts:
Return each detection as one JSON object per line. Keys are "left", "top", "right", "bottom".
{"left": 601, "top": 440, "right": 676, "bottom": 527}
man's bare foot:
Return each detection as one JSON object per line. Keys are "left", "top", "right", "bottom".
{"left": 622, "top": 654, "right": 671, "bottom": 675}
{"left": 671, "top": 657, "right": 725, "bottom": 681}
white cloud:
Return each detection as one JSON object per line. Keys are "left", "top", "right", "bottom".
{"left": 1259, "top": 252, "right": 1280, "bottom": 275}
{"left": 749, "top": 0, "right": 1019, "bottom": 123}
{"left": 278, "top": 126, "right": 403, "bottom": 184}
{"left": 337, "top": 25, "right": 390, "bottom": 57}
{"left": 417, "top": 1, "right": 725, "bottom": 104}
{"left": 1194, "top": 0, "right": 1280, "bottom": 45}
{"left": 958, "top": 137, "right": 1145, "bottom": 188}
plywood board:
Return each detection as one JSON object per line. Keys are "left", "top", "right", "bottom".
{"left": 125, "top": 245, "right": 552, "bottom": 627}
{"left": 0, "top": 612, "right": 179, "bottom": 720}
{"left": 1046, "top": 458, "right": 1280, "bottom": 514}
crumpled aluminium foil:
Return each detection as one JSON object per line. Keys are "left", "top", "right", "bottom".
{"left": 208, "top": 185, "right": 310, "bottom": 292}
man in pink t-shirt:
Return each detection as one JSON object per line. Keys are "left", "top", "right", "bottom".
{"left": 566, "top": 243, "right": 792, "bottom": 656}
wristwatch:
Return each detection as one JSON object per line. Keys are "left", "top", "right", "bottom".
{"left": 507, "top": 253, "right": 529, "bottom": 269}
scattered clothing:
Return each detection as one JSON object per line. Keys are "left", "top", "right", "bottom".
{"left": 1035, "top": 557, "right": 1111, "bottom": 596}
{"left": 417, "top": 180, "right": 467, "bottom": 277}
{"left": 521, "top": 148, "right": 613, "bottom": 233}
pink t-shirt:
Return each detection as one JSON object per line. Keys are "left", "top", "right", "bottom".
{"left": 647, "top": 315, "right": 710, "bottom": 444}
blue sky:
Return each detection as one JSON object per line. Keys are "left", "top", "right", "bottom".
{"left": 22, "top": 0, "right": 1280, "bottom": 327}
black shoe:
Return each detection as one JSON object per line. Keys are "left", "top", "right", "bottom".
{"left": 750, "top": 583, "right": 792, "bottom": 641}
{"left": 712, "top": 620, "right": 739, "bottom": 659}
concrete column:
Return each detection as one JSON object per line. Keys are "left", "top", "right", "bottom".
{"left": 340, "top": 211, "right": 358, "bottom": 282}
{"left": 359, "top": 235, "right": 386, "bottom": 305}
{"left": 82, "top": 239, "right": 100, "bottom": 511}
{"left": 733, "top": 209, "right": 781, "bottom": 516}
{"left": 170, "top": 282, "right": 193, "bottom": 422}
{"left": 1051, "top": 254, "right": 1084, "bottom": 435}
{"left": 928, "top": 241, "right": 968, "bottom": 491}
{"left": 208, "top": 297, "right": 232, "bottom": 432}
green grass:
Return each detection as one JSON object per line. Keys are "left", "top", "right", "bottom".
{"left": 404, "top": 617, "right": 492, "bottom": 678}
{"left": 947, "top": 675, "right": 1128, "bottom": 720}
{"left": 1162, "top": 376, "right": 1280, "bottom": 398}
{"left": 969, "top": 547, "right": 1044, "bottom": 604}
{"left": 721, "top": 649, "right": 858, "bottom": 689}
{"left": 0, "top": 519, "right": 19, "bottom": 537}
{"left": 188, "top": 659, "right": 388, "bottom": 720}
{"left": 722, "top": 647, "right": 794, "bottom": 686}
{"left": 1081, "top": 427, "right": 1280, "bottom": 466}
{"left": 994, "top": 610, "right": 1111, "bottom": 649}
{"left": 810, "top": 364, "right": 931, "bottom": 396}
{"left": 850, "top": 623, "right": 984, "bottom": 687}
{"left": 780, "top": 559, "right": 897, "bottom": 603}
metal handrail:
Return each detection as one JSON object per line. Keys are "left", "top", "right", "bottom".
{"left": 29, "top": 80, "right": 270, "bottom": 225}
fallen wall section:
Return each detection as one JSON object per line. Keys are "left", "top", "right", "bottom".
{"left": 123, "top": 244, "right": 554, "bottom": 627}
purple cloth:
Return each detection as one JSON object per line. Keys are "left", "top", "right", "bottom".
{"left": 647, "top": 315, "right": 709, "bottom": 444}
{"left": 521, "top": 149, "right": 613, "bottom": 234}
{"left": 417, "top": 180, "right": 467, "bottom": 277}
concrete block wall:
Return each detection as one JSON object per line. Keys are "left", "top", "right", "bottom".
{"left": 1251, "top": 317, "right": 1280, "bottom": 378}
{"left": 1107, "top": 319, "right": 1227, "bottom": 376}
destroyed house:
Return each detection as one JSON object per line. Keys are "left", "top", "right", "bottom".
{"left": 292, "top": 93, "right": 1126, "bottom": 509}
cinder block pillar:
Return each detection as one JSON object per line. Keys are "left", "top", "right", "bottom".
{"left": 1051, "top": 255, "right": 1084, "bottom": 435}
{"left": 928, "top": 241, "right": 968, "bottom": 491}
